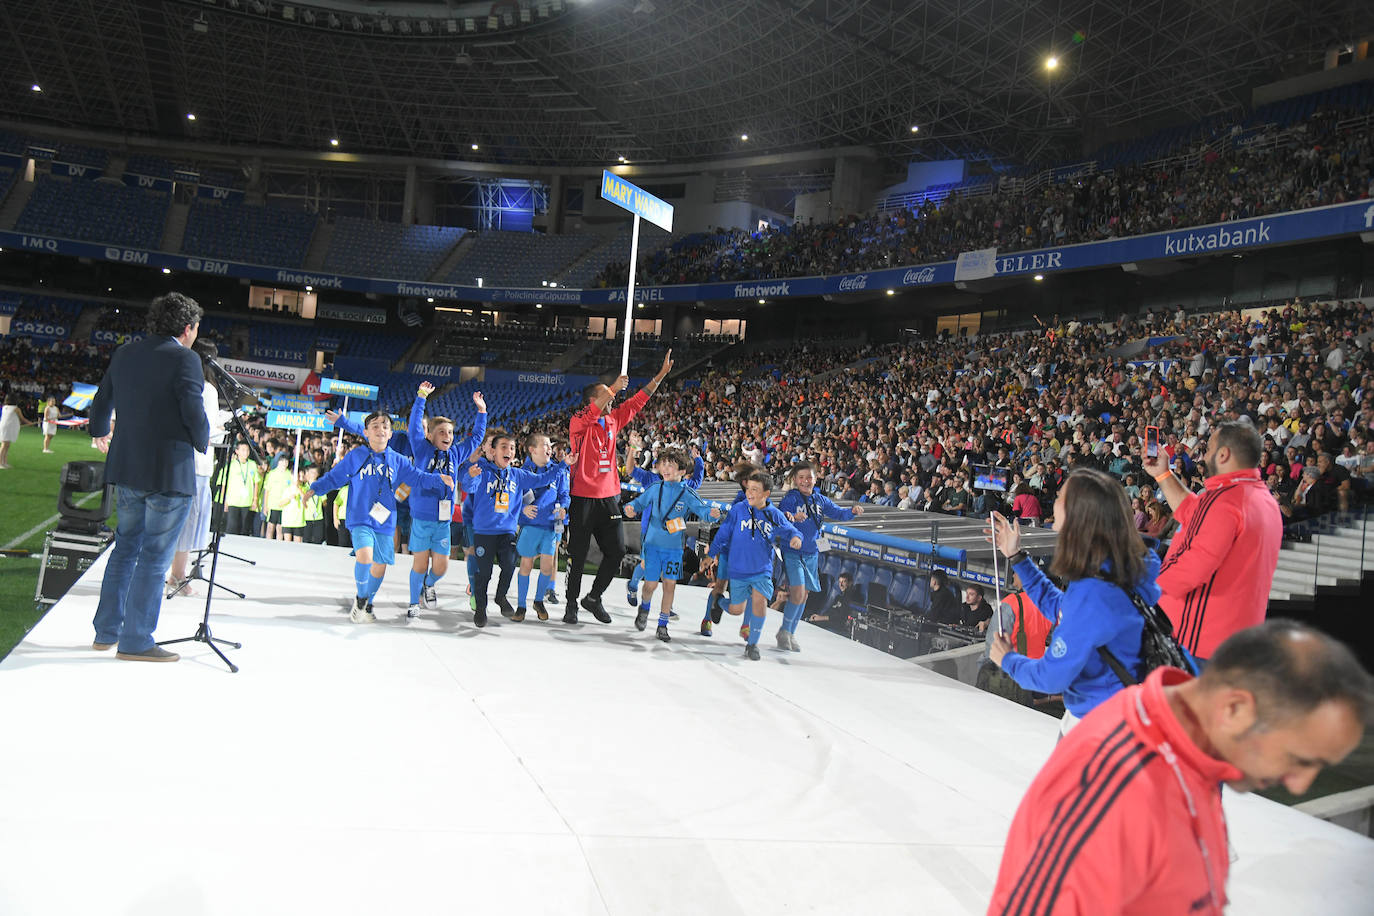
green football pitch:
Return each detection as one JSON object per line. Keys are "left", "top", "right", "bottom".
{"left": 0, "top": 426, "right": 107, "bottom": 658}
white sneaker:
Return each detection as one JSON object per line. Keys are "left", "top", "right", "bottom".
{"left": 406, "top": 604, "right": 420, "bottom": 619}
{"left": 350, "top": 597, "right": 368, "bottom": 623}
{"left": 424, "top": 585, "right": 437, "bottom": 606}
{"left": 776, "top": 629, "right": 792, "bottom": 651}
{"left": 364, "top": 603, "right": 377, "bottom": 623}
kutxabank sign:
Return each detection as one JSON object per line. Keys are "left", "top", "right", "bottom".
{"left": 1, "top": 199, "right": 1370, "bottom": 305}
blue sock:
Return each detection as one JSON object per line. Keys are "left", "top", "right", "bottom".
{"left": 630, "top": 565, "right": 644, "bottom": 590}
{"left": 517, "top": 573, "right": 531, "bottom": 608}
{"left": 409, "top": 570, "right": 424, "bottom": 604}
{"left": 535, "top": 573, "right": 552, "bottom": 601}
{"left": 746, "top": 610, "right": 765, "bottom": 646}
{"left": 640, "top": 601, "right": 651, "bottom": 614}
{"left": 704, "top": 591, "right": 717, "bottom": 621}
{"left": 353, "top": 561, "right": 371, "bottom": 598}
{"left": 466, "top": 553, "right": 478, "bottom": 586}
{"left": 424, "top": 571, "right": 444, "bottom": 589}
{"left": 784, "top": 600, "right": 805, "bottom": 634}
{"left": 657, "top": 611, "right": 669, "bottom": 628}
{"left": 367, "top": 571, "right": 385, "bottom": 600}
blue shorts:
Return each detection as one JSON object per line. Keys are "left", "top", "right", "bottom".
{"left": 782, "top": 551, "right": 821, "bottom": 592}
{"left": 716, "top": 555, "right": 729, "bottom": 581}
{"left": 516, "top": 525, "right": 558, "bottom": 558}
{"left": 642, "top": 546, "right": 683, "bottom": 582}
{"left": 409, "top": 518, "right": 451, "bottom": 555}
{"left": 450, "top": 520, "right": 470, "bottom": 550}
{"left": 728, "top": 574, "right": 773, "bottom": 606}
{"left": 349, "top": 525, "right": 396, "bottom": 565}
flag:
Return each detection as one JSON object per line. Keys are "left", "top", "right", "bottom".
{"left": 63, "top": 382, "right": 98, "bottom": 411}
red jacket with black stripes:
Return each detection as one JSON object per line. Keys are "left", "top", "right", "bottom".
{"left": 988, "top": 668, "right": 1240, "bottom": 916}
{"left": 1156, "top": 468, "right": 1281, "bottom": 660}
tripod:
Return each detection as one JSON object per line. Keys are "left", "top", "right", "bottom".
{"left": 158, "top": 408, "right": 254, "bottom": 673}
{"left": 166, "top": 443, "right": 256, "bottom": 601}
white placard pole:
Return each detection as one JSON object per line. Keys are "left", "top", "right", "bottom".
{"left": 293, "top": 428, "right": 302, "bottom": 477}
{"left": 335, "top": 395, "right": 350, "bottom": 449}
{"left": 620, "top": 212, "right": 640, "bottom": 377}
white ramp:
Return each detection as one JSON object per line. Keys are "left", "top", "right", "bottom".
{"left": 0, "top": 537, "right": 1368, "bottom": 915}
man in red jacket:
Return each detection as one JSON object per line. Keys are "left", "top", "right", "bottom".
{"left": 1144, "top": 418, "right": 1281, "bottom": 660}
{"left": 988, "top": 620, "right": 1370, "bottom": 916}
{"left": 563, "top": 350, "right": 673, "bottom": 624}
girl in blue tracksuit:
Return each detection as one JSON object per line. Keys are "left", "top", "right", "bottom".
{"left": 404, "top": 382, "right": 487, "bottom": 618}
{"left": 626, "top": 441, "right": 705, "bottom": 608}
{"left": 461, "top": 432, "right": 575, "bottom": 627}
{"left": 706, "top": 471, "right": 803, "bottom": 661}
{"left": 310, "top": 412, "right": 454, "bottom": 622}
{"left": 623, "top": 447, "right": 719, "bottom": 642}
{"left": 514, "top": 433, "right": 570, "bottom": 622}
{"left": 774, "top": 461, "right": 865, "bottom": 652}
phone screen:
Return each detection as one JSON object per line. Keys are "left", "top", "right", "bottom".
{"left": 1145, "top": 427, "right": 1160, "bottom": 459}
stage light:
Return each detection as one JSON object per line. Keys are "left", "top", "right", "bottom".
{"left": 186, "top": 112, "right": 197, "bottom": 121}
{"left": 1033, "top": 274, "right": 1044, "bottom": 281}
{"left": 330, "top": 138, "right": 339, "bottom": 147}
{"left": 31, "top": 84, "right": 41, "bottom": 93}
{"left": 1045, "top": 55, "right": 1059, "bottom": 70}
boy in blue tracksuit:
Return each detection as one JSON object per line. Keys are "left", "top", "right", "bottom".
{"left": 775, "top": 460, "right": 865, "bottom": 652}
{"left": 461, "top": 432, "right": 575, "bottom": 627}
{"left": 626, "top": 438, "right": 706, "bottom": 608}
{"left": 705, "top": 471, "right": 803, "bottom": 660}
{"left": 404, "top": 381, "right": 487, "bottom": 619}
{"left": 310, "top": 412, "right": 454, "bottom": 622}
{"left": 700, "top": 462, "right": 756, "bottom": 637}
{"left": 513, "top": 432, "right": 570, "bottom": 622}
{"left": 623, "top": 448, "right": 719, "bottom": 642}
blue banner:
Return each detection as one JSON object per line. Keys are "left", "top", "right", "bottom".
{"left": 123, "top": 173, "right": 173, "bottom": 193}
{"left": 407, "top": 362, "right": 457, "bottom": 379}
{"left": 269, "top": 393, "right": 321, "bottom": 413}
{"left": 266, "top": 410, "right": 333, "bottom": 431}
{"left": 51, "top": 162, "right": 102, "bottom": 180}
{"left": 320, "top": 377, "right": 379, "bottom": 400}
{"left": 251, "top": 345, "right": 307, "bottom": 363}
{"left": 11, "top": 318, "right": 69, "bottom": 340}
{"left": 90, "top": 329, "right": 146, "bottom": 346}
{"left": 63, "top": 382, "right": 98, "bottom": 411}
{"left": 1, "top": 198, "right": 1371, "bottom": 305}
{"left": 197, "top": 185, "right": 246, "bottom": 203}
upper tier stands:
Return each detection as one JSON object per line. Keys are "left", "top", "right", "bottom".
{"left": 15, "top": 176, "right": 168, "bottom": 249}
{"left": 558, "top": 222, "right": 685, "bottom": 289}
{"left": 431, "top": 318, "right": 586, "bottom": 371}
{"left": 445, "top": 230, "right": 601, "bottom": 287}
{"left": 324, "top": 217, "right": 466, "bottom": 280}
{"left": 182, "top": 201, "right": 317, "bottom": 267}
{"left": 54, "top": 144, "right": 110, "bottom": 170}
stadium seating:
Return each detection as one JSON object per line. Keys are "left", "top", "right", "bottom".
{"left": 324, "top": 217, "right": 466, "bottom": 279}
{"left": 445, "top": 230, "right": 601, "bottom": 287}
{"left": 15, "top": 175, "right": 168, "bottom": 249}
{"left": 182, "top": 200, "right": 317, "bottom": 267}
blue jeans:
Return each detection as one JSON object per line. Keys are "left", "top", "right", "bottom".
{"left": 93, "top": 487, "right": 192, "bottom": 653}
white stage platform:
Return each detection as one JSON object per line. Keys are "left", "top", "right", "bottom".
{"left": 1, "top": 536, "right": 1370, "bottom": 915}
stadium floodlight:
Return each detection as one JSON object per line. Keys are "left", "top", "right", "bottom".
{"left": 162, "top": 268, "right": 172, "bottom": 274}
{"left": 740, "top": 133, "right": 748, "bottom": 141}
{"left": 542, "top": 280, "right": 548, "bottom": 286}
{"left": 186, "top": 112, "right": 197, "bottom": 121}
{"left": 471, "top": 142, "right": 479, "bottom": 150}
{"left": 329, "top": 138, "right": 339, "bottom": 147}
{"left": 535, "top": 303, "right": 543, "bottom": 309}
{"left": 758, "top": 298, "right": 766, "bottom": 304}
{"left": 886, "top": 289, "right": 895, "bottom": 295}
{"left": 549, "top": 282, "right": 557, "bottom": 288}
{"left": 1033, "top": 274, "right": 1044, "bottom": 281}
{"left": 30, "top": 84, "right": 41, "bottom": 92}
{"left": 427, "top": 297, "right": 434, "bottom": 303}
{"left": 1045, "top": 55, "right": 1059, "bottom": 70}
{"left": 306, "top": 285, "right": 313, "bottom": 291}
{"left": 910, "top": 125, "right": 919, "bottom": 133}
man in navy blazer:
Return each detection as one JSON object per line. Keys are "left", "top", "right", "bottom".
{"left": 89, "top": 292, "right": 209, "bottom": 662}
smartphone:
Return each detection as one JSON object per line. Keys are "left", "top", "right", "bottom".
{"left": 1145, "top": 426, "right": 1160, "bottom": 459}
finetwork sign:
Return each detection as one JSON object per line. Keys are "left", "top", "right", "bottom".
{"left": 733, "top": 282, "right": 793, "bottom": 297}
{"left": 275, "top": 270, "right": 343, "bottom": 289}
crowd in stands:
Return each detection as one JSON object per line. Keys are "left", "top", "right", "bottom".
{"left": 593, "top": 102, "right": 1374, "bottom": 289}
{"left": 0, "top": 336, "right": 109, "bottom": 398}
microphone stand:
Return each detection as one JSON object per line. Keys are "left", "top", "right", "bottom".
{"left": 158, "top": 373, "right": 257, "bottom": 672}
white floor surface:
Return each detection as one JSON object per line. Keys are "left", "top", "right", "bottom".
{"left": 0, "top": 536, "right": 1370, "bottom": 915}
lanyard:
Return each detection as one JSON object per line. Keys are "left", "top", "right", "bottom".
{"left": 656, "top": 481, "right": 679, "bottom": 528}
{"left": 748, "top": 506, "right": 761, "bottom": 539}
{"left": 799, "top": 490, "right": 822, "bottom": 527}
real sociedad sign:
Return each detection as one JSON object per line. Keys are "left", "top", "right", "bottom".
{"left": 0, "top": 198, "right": 1371, "bottom": 306}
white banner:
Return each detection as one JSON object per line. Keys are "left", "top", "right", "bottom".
{"left": 954, "top": 247, "right": 998, "bottom": 281}
{"left": 218, "top": 357, "right": 313, "bottom": 391}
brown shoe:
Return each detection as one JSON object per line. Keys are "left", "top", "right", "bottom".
{"left": 92, "top": 642, "right": 115, "bottom": 651}
{"left": 116, "top": 646, "right": 180, "bottom": 662}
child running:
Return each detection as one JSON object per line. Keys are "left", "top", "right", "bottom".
{"left": 622, "top": 447, "right": 719, "bottom": 642}
{"left": 405, "top": 381, "right": 487, "bottom": 619}
{"left": 704, "top": 471, "right": 803, "bottom": 660}
{"left": 625, "top": 434, "right": 705, "bottom": 611}
{"left": 513, "top": 433, "right": 569, "bottom": 622}
{"left": 699, "top": 460, "right": 757, "bottom": 637}
{"left": 461, "top": 432, "right": 576, "bottom": 627}
{"left": 309, "top": 412, "right": 454, "bottom": 622}
{"left": 775, "top": 461, "right": 864, "bottom": 652}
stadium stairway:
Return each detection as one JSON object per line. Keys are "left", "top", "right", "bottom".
{"left": 1269, "top": 516, "right": 1374, "bottom": 604}
{"left": 103, "top": 155, "right": 127, "bottom": 183}
{"left": 303, "top": 221, "right": 335, "bottom": 271}
{"left": 0, "top": 176, "right": 35, "bottom": 231}
{"left": 161, "top": 201, "right": 190, "bottom": 253}
{"left": 549, "top": 337, "right": 595, "bottom": 372}
{"left": 428, "top": 233, "right": 477, "bottom": 282}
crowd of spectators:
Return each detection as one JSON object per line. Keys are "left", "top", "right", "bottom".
{"left": 0, "top": 336, "right": 110, "bottom": 399}
{"left": 593, "top": 105, "right": 1374, "bottom": 289}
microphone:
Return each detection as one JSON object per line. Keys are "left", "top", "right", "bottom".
{"left": 205, "top": 357, "right": 271, "bottom": 409}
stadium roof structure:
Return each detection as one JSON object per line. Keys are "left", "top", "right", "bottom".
{"left": 0, "top": 0, "right": 1370, "bottom": 171}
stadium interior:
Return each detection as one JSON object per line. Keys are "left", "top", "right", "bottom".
{"left": 0, "top": 1, "right": 1373, "bottom": 913}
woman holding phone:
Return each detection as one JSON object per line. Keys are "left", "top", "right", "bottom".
{"left": 985, "top": 467, "right": 1161, "bottom": 735}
